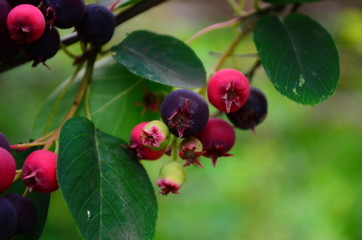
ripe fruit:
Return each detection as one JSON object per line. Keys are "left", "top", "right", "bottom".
{"left": 178, "top": 137, "right": 204, "bottom": 168}
{"left": 42, "top": 0, "right": 85, "bottom": 28}
{"left": 157, "top": 161, "right": 186, "bottom": 195}
{"left": 227, "top": 87, "right": 268, "bottom": 131}
{"left": 7, "top": 0, "right": 42, "bottom": 8}
{"left": 5, "top": 194, "right": 36, "bottom": 235}
{"left": 0, "top": 1, "right": 12, "bottom": 33}
{"left": 0, "top": 147, "right": 16, "bottom": 193}
{"left": 0, "top": 35, "right": 21, "bottom": 61}
{"left": 129, "top": 122, "right": 166, "bottom": 161}
{"left": 76, "top": 4, "right": 116, "bottom": 46}
{"left": 23, "top": 25, "right": 60, "bottom": 66}
{"left": 0, "top": 132, "right": 11, "bottom": 153}
{"left": 7, "top": 4, "right": 46, "bottom": 43}
{"left": 196, "top": 118, "right": 235, "bottom": 166}
{"left": 21, "top": 149, "right": 58, "bottom": 193}
{"left": 207, "top": 69, "right": 250, "bottom": 113}
{"left": 0, "top": 196, "right": 17, "bottom": 239}
{"left": 161, "top": 89, "right": 209, "bottom": 138}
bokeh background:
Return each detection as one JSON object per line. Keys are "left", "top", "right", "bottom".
{"left": 0, "top": 0, "right": 361, "bottom": 239}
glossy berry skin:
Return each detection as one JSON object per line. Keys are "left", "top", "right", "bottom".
{"left": 21, "top": 149, "right": 58, "bottom": 193}
{"left": 0, "top": 132, "right": 11, "bottom": 153}
{"left": 7, "top": 4, "right": 46, "bottom": 43}
{"left": 76, "top": 4, "right": 116, "bottom": 46}
{"left": 161, "top": 89, "right": 209, "bottom": 138}
{"left": 0, "top": 147, "right": 16, "bottom": 193}
{"left": 42, "top": 0, "right": 85, "bottom": 29}
{"left": 0, "top": 197, "right": 17, "bottom": 239}
{"left": 227, "top": 87, "right": 268, "bottom": 131}
{"left": 23, "top": 25, "right": 60, "bottom": 66}
{"left": 130, "top": 122, "right": 166, "bottom": 161}
{"left": 208, "top": 69, "right": 250, "bottom": 113}
{"left": 196, "top": 118, "right": 235, "bottom": 166}
{"left": 8, "top": 0, "right": 42, "bottom": 8}
{"left": 5, "top": 194, "right": 36, "bottom": 235}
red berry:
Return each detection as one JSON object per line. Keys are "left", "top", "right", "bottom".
{"left": 129, "top": 122, "right": 166, "bottom": 161}
{"left": 7, "top": 4, "right": 46, "bottom": 43}
{"left": 207, "top": 69, "right": 250, "bottom": 113}
{"left": 21, "top": 149, "right": 58, "bottom": 193}
{"left": 0, "top": 147, "right": 16, "bottom": 193}
{"left": 196, "top": 118, "right": 236, "bottom": 166}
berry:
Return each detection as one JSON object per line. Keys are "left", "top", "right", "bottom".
{"left": 42, "top": 0, "right": 85, "bottom": 29}
{"left": 161, "top": 89, "right": 209, "bottom": 138}
{"left": 5, "top": 194, "right": 36, "bottom": 235}
{"left": 157, "top": 161, "right": 186, "bottom": 195}
{"left": 196, "top": 118, "right": 235, "bottom": 166}
{"left": 0, "top": 147, "right": 16, "bottom": 193}
{"left": 76, "top": 4, "right": 116, "bottom": 46}
{"left": 7, "top": 0, "right": 42, "bottom": 8}
{"left": 129, "top": 122, "right": 166, "bottom": 161}
{"left": 7, "top": 4, "right": 46, "bottom": 44}
{"left": 178, "top": 137, "right": 204, "bottom": 168}
{"left": 0, "top": 1, "right": 11, "bottom": 33}
{"left": 207, "top": 69, "right": 250, "bottom": 113}
{"left": 227, "top": 87, "right": 268, "bottom": 131}
{"left": 21, "top": 149, "right": 58, "bottom": 193}
{"left": 23, "top": 24, "right": 60, "bottom": 67}
{"left": 0, "top": 132, "right": 11, "bottom": 153}
{"left": 0, "top": 35, "right": 21, "bottom": 61}
{"left": 0, "top": 196, "right": 17, "bottom": 239}
{"left": 141, "top": 120, "right": 170, "bottom": 150}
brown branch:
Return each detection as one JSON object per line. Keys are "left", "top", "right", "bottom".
{"left": 0, "top": 0, "right": 169, "bottom": 73}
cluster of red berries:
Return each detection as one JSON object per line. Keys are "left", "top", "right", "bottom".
{"left": 0, "top": 132, "right": 58, "bottom": 239}
{"left": 0, "top": 0, "right": 115, "bottom": 66}
{"left": 129, "top": 69, "right": 268, "bottom": 195}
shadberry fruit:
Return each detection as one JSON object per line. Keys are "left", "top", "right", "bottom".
{"left": 207, "top": 69, "right": 250, "bottom": 113}
{"left": 196, "top": 118, "right": 235, "bottom": 166}
{"left": 227, "top": 87, "right": 268, "bottom": 131}
{"left": 7, "top": 4, "right": 46, "bottom": 43}
{"left": 0, "top": 132, "right": 11, "bottom": 153}
{"left": 141, "top": 120, "right": 170, "bottom": 150}
{"left": 161, "top": 89, "right": 209, "bottom": 138}
{"left": 76, "top": 4, "right": 116, "bottom": 46}
{"left": 21, "top": 149, "right": 58, "bottom": 193}
{"left": 23, "top": 24, "right": 60, "bottom": 67}
{"left": 157, "top": 161, "right": 186, "bottom": 195}
{"left": 129, "top": 122, "right": 166, "bottom": 161}
{"left": 0, "top": 196, "right": 17, "bottom": 239}
{"left": 0, "top": 1, "right": 12, "bottom": 33}
{"left": 8, "top": 0, "right": 42, "bottom": 8}
{"left": 0, "top": 35, "right": 21, "bottom": 61}
{"left": 42, "top": 0, "right": 85, "bottom": 28}
{"left": 5, "top": 194, "right": 36, "bottom": 235}
{"left": 179, "top": 137, "right": 204, "bottom": 168}
{"left": 0, "top": 147, "right": 16, "bottom": 193}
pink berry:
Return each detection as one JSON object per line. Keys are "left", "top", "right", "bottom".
{"left": 21, "top": 149, "right": 58, "bottom": 193}
{"left": 129, "top": 122, "right": 166, "bottom": 161}
{"left": 7, "top": 4, "right": 46, "bottom": 43}
{"left": 178, "top": 137, "right": 204, "bottom": 168}
{"left": 207, "top": 69, "right": 250, "bottom": 113}
{"left": 0, "top": 147, "right": 16, "bottom": 193}
{"left": 196, "top": 118, "right": 236, "bottom": 166}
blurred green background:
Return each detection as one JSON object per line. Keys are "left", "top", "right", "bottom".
{"left": 0, "top": 0, "right": 361, "bottom": 239}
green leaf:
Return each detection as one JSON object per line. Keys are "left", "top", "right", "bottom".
{"left": 262, "top": 0, "right": 321, "bottom": 4}
{"left": 2, "top": 148, "right": 50, "bottom": 240}
{"left": 58, "top": 117, "right": 158, "bottom": 240}
{"left": 253, "top": 14, "right": 340, "bottom": 105}
{"left": 112, "top": 30, "right": 206, "bottom": 88}
{"left": 33, "top": 56, "right": 171, "bottom": 141}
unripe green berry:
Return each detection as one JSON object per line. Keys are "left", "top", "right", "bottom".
{"left": 157, "top": 161, "right": 186, "bottom": 195}
{"left": 179, "top": 137, "right": 204, "bottom": 168}
{"left": 141, "top": 120, "right": 170, "bottom": 150}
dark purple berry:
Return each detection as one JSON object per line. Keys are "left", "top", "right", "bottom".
{"left": 7, "top": 0, "right": 42, "bottom": 8}
{"left": 227, "top": 87, "right": 268, "bottom": 131}
{"left": 0, "top": 1, "right": 11, "bottom": 33}
{"left": 42, "top": 0, "right": 85, "bottom": 29}
{"left": 161, "top": 89, "right": 209, "bottom": 138}
{"left": 5, "top": 194, "right": 36, "bottom": 235}
{"left": 196, "top": 118, "right": 235, "bottom": 166}
{"left": 76, "top": 4, "right": 116, "bottom": 46}
{"left": 0, "top": 35, "right": 21, "bottom": 61}
{"left": 0, "top": 132, "right": 11, "bottom": 153}
{"left": 0, "top": 196, "right": 17, "bottom": 239}
{"left": 23, "top": 25, "right": 60, "bottom": 67}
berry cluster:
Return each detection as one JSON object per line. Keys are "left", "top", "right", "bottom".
{"left": 129, "top": 69, "right": 268, "bottom": 195}
{"left": 0, "top": 0, "right": 115, "bottom": 66}
{"left": 0, "top": 132, "right": 59, "bottom": 238}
